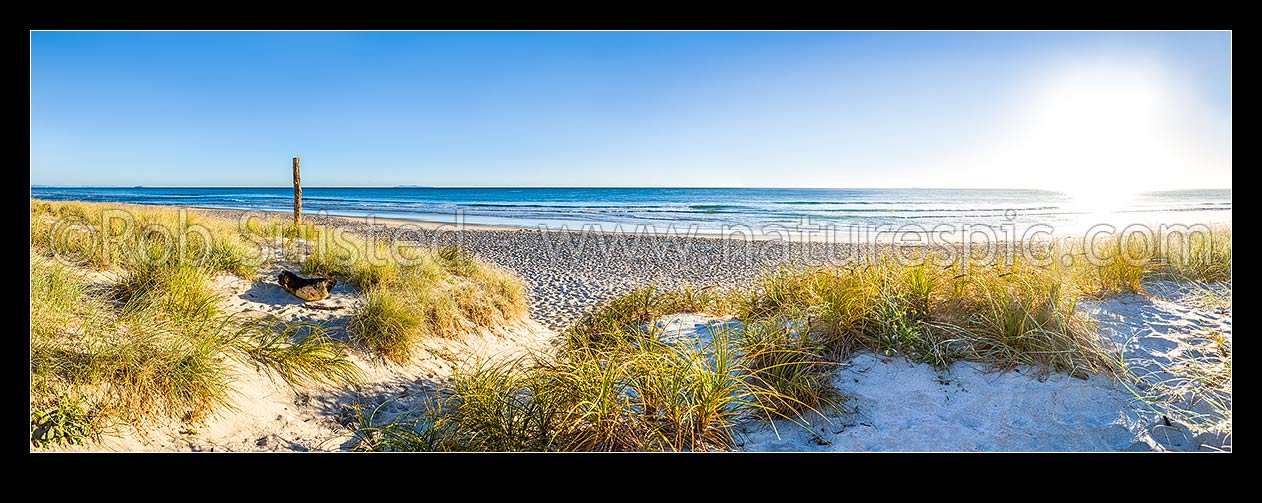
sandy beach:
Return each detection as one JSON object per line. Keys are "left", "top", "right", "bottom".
{"left": 34, "top": 203, "right": 1231, "bottom": 452}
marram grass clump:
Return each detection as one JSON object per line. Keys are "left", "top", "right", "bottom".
{"left": 352, "top": 287, "right": 839, "bottom": 452}
{"left": 232, "top": 318, "right": 364, "bottom": 389}
{"left": 30, "top": 256, "right": 234, "bottom": 426}
{"left": 733, "top": 255, "right": 1115, "bottom": 376}
{"left": 1060, "top": 226, "right": 1232, "bottom": 297}
{"left": 301, "top": 237, "right": 528, "bottom": 363}
{"left": 31, "top": 255, "right": 366, "bottom": 437}
{"left": 30, "top": 199, "right": 256, "bottom": 276}
{"left": 563, "top": 283, "right": 732, "bottom": 348}
{"left": 353, "top": 327, "right": 839, "bottom": 452}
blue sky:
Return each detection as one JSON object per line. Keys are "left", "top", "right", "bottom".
{"left": 30, "top": 31, "right": 1231, "bottom": 189}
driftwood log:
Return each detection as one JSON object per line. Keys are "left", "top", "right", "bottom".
{"left": 278, "top": 270, "right": 337, "bottom": 302}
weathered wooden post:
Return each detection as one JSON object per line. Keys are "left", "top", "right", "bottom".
{"left": 292, "top": 157, "right": 302, "bottom": 228}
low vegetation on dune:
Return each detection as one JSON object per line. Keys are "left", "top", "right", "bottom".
{"left": 30, "top": 199, "right": 256, "bottom": 277}
{"left": 353, "top": 285, "right": 835, "bottom": 452}
{"left": 356, "top": 226, "right": 1231, "bottom": 451}
{"left": 1062, "top": 227, "right": 1232, "bottom": 297}
{"left": 300, "top": 233, "right": 527, "bottom": 364}
{"left": 353, "top": 319, "right": 838, "bottom": 452}
{"left": 29, "top": 200, "right": 528, "bottom": 447}
{"left": 28, "top": 251, "right": 361, "bottom": 447}
{"left": 731, "top": 259, "right": 1110, "bottom": 375}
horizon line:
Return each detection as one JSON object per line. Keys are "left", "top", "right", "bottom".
{"left": 28, "top": 184, "right": 1235, "bottom": 191}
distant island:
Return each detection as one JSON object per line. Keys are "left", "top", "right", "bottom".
{"left": 395, "top": 185, "right": 434, "bottom": 188}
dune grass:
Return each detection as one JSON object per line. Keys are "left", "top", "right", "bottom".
{"left": 30, "top": 256, "right": 235, "bottom": 425}
{"left": 28, "top": 201, "right": 385, "bottom": 447}
{"left": 30, "top": 254, "right": 362, "bottom": 437}
{"left": 353, "top": 287, "right": 837, "bottom": 452}
{"left": 1150, "top": 226, "right": 1232, "bottom": 283}
{"left": 1064, "top": 226, "right": 1232, "bottom": 297}
{"left": 728, "top": 258, "right": 1113, "bottom": 375}
{"left": 240, "top": 215, "right": 323, "bottom": 242}
{"left": 559, "top": 255, "right": 1112, "bottom": 377}
{"left": 31, "top": 199, "right": 531, "bottom": 447}
{"left": 233, "top": 209, "right": 530, "bottom": 364}
{"left": 1185, "top": 281, "right": 1232, "bottom": 309}
{"left": 113, "top": 263, "right": 223, "bottom": 320}
{"left": 726, "top": 226, "right": 1230, "bottom": 376}
{"left": 30, "top": 199, "right": 256, "bottom": 277}
{"left": 733, "top": 316, "right": 840, "bottom": 417}
{"left": 300, "top": 236, "right": 528, "bottom": 363}
{"left": 1169, "top": 330, "right": 1232, "bottom": 441}
{"left": 354, "top": 326, "right": 835, "bottom": 452}
{"left": 563, "top": 284, "right": 732, "bottom": 348}
{"left": 232, "top": 318, "right": 365, "bottom": 389}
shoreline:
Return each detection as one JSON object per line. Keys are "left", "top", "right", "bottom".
{"left": 205, "top": 206, "right": 1237, "bottom": 244}
{"left": 49, "top": 201, "right": 1233, "bottom": 245}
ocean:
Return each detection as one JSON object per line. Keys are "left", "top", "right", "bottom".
{"left": 29, "top": 187, "right": 1232, "bottom": 237}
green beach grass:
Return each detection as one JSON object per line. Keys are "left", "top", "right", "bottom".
{"left": 29, "top": 199, "right": 528, "bottom": 447}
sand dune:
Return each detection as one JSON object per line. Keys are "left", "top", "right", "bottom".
{"left": 726, "top": 281, "right": 1231, "bottom": 452}
{"left": 52, "top": 256, "right": 558, "bottom": 452}
{"left": 44, "top": 228, "right": 1229, "bottom": 452}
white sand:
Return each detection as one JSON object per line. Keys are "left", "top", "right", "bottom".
{"left": 733, "top": 280, "right": 1231, "bottom": 452}
{"left": 644, "top": 313, "right": 741, "bottom": 347}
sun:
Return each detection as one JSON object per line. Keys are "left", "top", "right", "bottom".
{"left": 1028, "top": 65, "right": 1167, "bottom": 199}
{"left": 948, "top": 58, "right": 1228, "bottom": 200}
